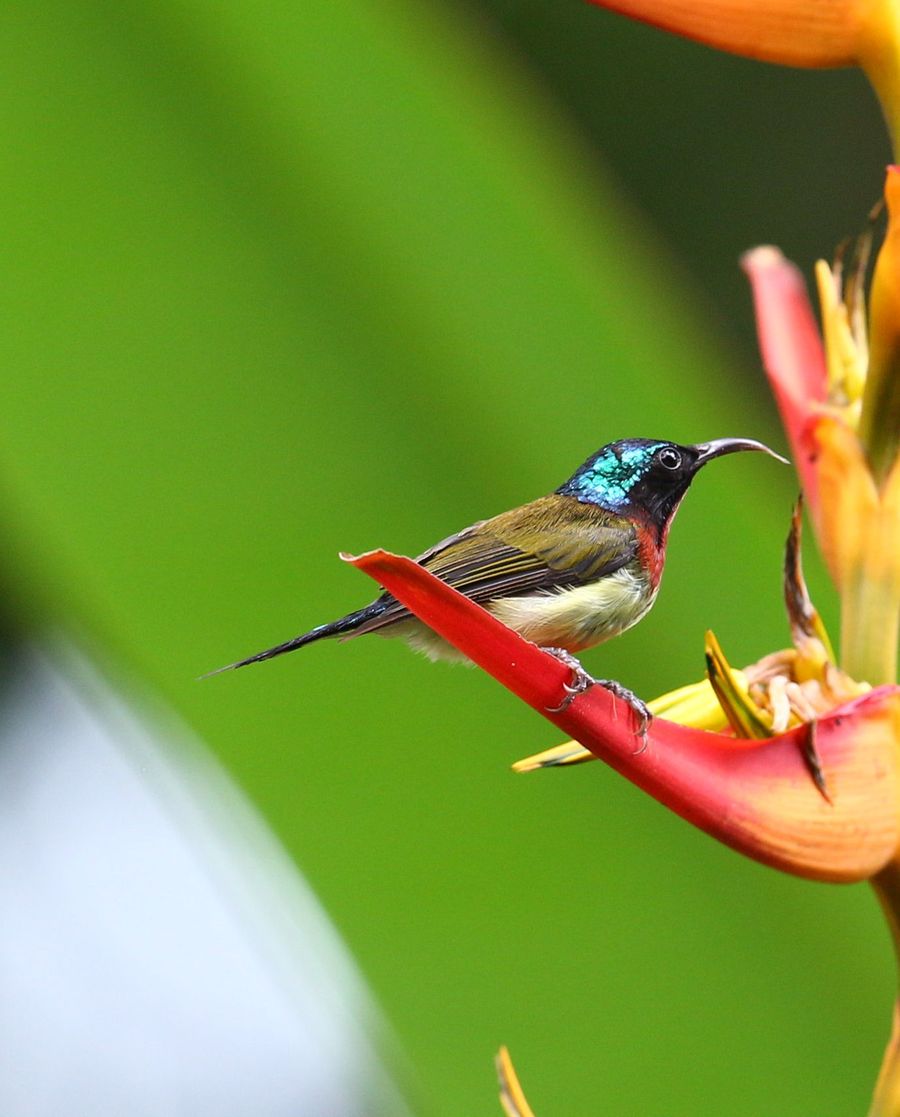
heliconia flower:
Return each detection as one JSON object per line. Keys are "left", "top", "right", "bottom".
{"left": 426, "top": 3, "right": 900, "bottom": 1111}
{"left": 346, "top": 548, "right": 900, "bottom": 883}
{"left": 742, "top": 176, "right": 900, "bottom": 683}
{"left": 584, "top": 0, "right": 900, "bottom": 153}
{"left": 516, "top": 503, "right": 868, "bottom": 794}
{"left": 739, "top": 245, "right": 829, "bottom": 535}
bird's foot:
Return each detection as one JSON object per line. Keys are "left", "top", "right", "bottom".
{"left": 542, "top": 651, "right": 650, "bottom": 747}
{"left": 594, "top": 678, "right": 652, "bottom": 753}
{"left": 543, "top": 647, "right": 596, "bottom": 714}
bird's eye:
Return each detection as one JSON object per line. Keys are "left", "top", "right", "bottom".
{"left": 657, "top": 447, "right": 682, "bottom": 470}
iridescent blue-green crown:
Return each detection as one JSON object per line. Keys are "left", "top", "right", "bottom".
{"left": 557, "top": 439, "right": 667, "bottom": 507}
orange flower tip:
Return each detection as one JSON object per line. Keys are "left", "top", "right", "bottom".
{"left": 585, "top": 1, "right": 859, "bottom": 69}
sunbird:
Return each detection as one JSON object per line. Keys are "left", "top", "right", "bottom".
{"left": 208, "top": 437, "right": 784, "bottom": 713}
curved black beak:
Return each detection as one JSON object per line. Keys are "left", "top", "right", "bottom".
{"left": 691, "top": 437, "right": 789, "bottom": 469}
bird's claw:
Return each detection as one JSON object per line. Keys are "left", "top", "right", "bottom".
{"left": 594, "top": 678, "right": 652, "bottom": 753}
{"left": 545, "top": 671, "right": 595, "bottom": 714}
{"left": 543, "top": 649, "right": 651, "bottom": 747}
{"left": 543, "top": 648, "right": 595, "bottom": 712}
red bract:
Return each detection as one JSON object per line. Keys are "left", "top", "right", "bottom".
{"left": 741, "top": 247, "right": 828, "bottom": 521}
{"left": 347, "top": 549, "right": 900, "bottom": 883}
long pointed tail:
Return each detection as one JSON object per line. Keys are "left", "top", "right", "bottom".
{"left": 201, "top": 602, "right": 384, "bottom": 678}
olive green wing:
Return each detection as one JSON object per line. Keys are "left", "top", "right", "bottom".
{"left": 354, "top": 494, "right": 637, "bottom": 635}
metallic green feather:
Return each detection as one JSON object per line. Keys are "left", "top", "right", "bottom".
{"left": 354, "top": 495, "right": 637, "bottom": 636}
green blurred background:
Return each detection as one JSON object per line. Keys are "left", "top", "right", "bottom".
{"left": 1, "top": 1, "right": 893, "bottom": 1113}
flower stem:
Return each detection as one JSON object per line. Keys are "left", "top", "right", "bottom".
{"left": 839, "top": 489, "right": 900, "bottom": 687}
{"left": 870, "top": 864, "right": 900, "bottom": 1117}
{"left": 841, "top": 570, "right": 900, "bottom": 687}
{"left": 838, "top": 496, "right": 900, "bottom": 1113}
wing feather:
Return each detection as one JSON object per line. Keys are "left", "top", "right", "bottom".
{"left": 353, "top": 495, "right": 637, "bottom": 637}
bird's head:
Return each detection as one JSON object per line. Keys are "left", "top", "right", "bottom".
{"left": 557, "top": 437, "right": 786, "bottom": 530}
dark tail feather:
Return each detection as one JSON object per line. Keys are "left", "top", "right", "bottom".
{"left": 200, "top": 602, "right": 385, "bottom": 679}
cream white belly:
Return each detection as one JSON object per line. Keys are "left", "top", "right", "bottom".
{"left": 490, "top": 565, "right": 656, "bottom": 650}
{"left": 384, "top": 565, "right": 657, "bottom": 662}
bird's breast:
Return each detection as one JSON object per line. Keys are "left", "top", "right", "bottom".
{"left": 488, "top": 560, "right": 657, "bottom": 653}
{"left": 635, "top": 522, "right": 666, "bottom": 590}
